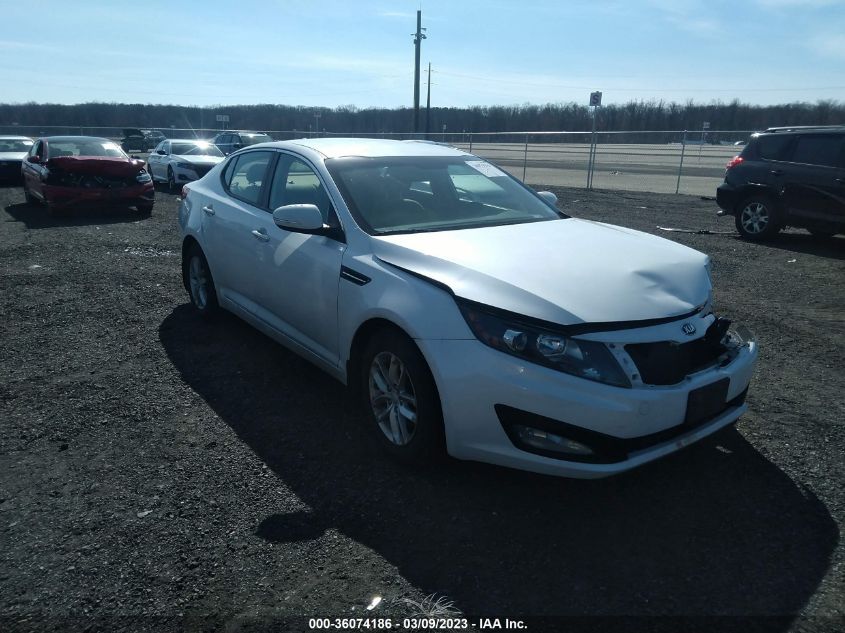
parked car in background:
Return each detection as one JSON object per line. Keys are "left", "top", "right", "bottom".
{"left": 146, "top": 139, "right": 225, "bottom": 191}
{"left": 211, "top": 130, "right": 272, "bottom": 155}
{"left": 120, "top": 128, "right": 167, "bottom": 153}
{"left": 717, "top": 125, "right": 845, "bottom": 240}
{"left": 0, "top": 135, "right": 34, "bottom": 182}
{"left": 178, "top": 138, "right": 757, "bottom": 478}
{"left": 22, "top": 136, "right": 154, "bottom": 216}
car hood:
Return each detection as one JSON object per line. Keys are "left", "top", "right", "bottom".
{"left": 173, "top": 155, "right": 224, "bottom": 165}
{"left": 0, "top": 152, "right": 27, "bottom": 161}
{"left": 371, "top": 218, "right": 711, "bottom": 326}
{"left": 47, "top": 156, "right": 146, "bottom": 177}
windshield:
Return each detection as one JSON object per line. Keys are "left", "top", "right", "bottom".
{"left": 325, "top": 156, "right": 564, "bottom": 234}
{"left": 171, "top": 142, "right": 224, "bottom": 157}
{"left": 49, "top": 140, "right": 126, "bottom": 158}
{"left": 242, "top": 134, "right": 272, "bottom": 146}
{"left": 0, "top": 139, "right": 33, "bottom": 152}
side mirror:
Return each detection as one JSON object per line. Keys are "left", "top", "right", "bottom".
{"left": 273, "top": 204, "right": 325, "bottom": 232}
{"left": 156, "top": 149, "right": 167, "bottom": 155}
{"left": 537, "top": 191, "right": 558, "bottom": 206}
{"left": 26, "top": 155, "right": 41, "bottom": 164}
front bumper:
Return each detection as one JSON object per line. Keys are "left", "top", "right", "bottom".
{"left": 419, "top": 333, "right": 757, "bottom": 478}
{"left": 173, "top": 164, "right": 215, "bottom": 183}
{"left": 44, "top": 182, "right": 155, "bottom": 209}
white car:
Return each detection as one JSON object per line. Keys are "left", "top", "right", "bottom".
{"left": 147, "top": 139, "right": 224, "bottom": 191}
{"left": 177, "top": 138, "right": 758, "bottom": 478}
{"left": 0, "top": 135, "right": 34, "bottom": 182}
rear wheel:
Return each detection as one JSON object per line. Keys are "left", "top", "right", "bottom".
{"left": 735, "top": 196, "right": 781, "bottom": 241}
{"left": 183, "top": 245, "right": 218, "bottom": 317}
{"left": 167, "top": 167, "right": 176, "bottom": 193}
{"left": 137, "top": 202, "right": 154, "bottom": 215}
{"left": 360, "top": 329, "right": 444, "bottom": 463}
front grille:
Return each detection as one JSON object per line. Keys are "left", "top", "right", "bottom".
{"left": 626, "top": 334, "right": 726, "bottom": 386}
{"left": 191, "top": 165, "right": 213, "bottom": 177}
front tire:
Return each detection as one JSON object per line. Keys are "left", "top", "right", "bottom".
{"left": 167, "top": 167, "right": 176, "bottom": 193}
{"left": 24, "top": 185, "right": 37, "bottom": 205}
{"left": 183, "top": 245, "right": 219, "bottom": 317}
{"left": 360, "top": 329, "right": 444, "bottom": 463}
{"left": 735, "top": 196, "right": 781, "bottom": 241}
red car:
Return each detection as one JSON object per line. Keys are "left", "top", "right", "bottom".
{"left": 22, "top": 136, "right": 155, "bottom": 216}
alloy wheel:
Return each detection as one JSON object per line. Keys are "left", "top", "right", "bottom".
{"left": 188, "top": 255, "right": 209, "bottom": 310}
{"left": 368, "top": 352, "right": 418, "bottom": 446}
{"left": 740, "top": 201, "right": 769, "bottom": 235}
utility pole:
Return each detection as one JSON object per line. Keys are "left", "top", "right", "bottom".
{"left": 313, "top": 112, "right": 321, "bottom": 137}
{"left": 412, "top": 10, "right": 426, "bottom": 134}
{"left": 425, "top": 63, "right": 431, "bottom": 139}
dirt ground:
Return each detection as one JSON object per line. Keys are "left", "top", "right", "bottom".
{"left": 0, "top": 181, "right": 843, "bottom": 633}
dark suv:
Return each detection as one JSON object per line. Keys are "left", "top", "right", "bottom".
{"left": 211, "top": 131, "right": 272, "bottom": 156}
{"left": 716, "top": 126, "right": 845, "bottom": 240}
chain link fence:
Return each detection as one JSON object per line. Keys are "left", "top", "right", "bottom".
{"left": 0, "top": 125, "right": 754, "bottom": 196}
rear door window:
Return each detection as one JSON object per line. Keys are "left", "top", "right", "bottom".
{"left": 223, "top": 151, "right": 273, "bottom": 206}
{"left": 789, "top": 135, "right": 843, "bottom": 168}
{"left": 756, "top": 135, "right": 793, "bottom": 161}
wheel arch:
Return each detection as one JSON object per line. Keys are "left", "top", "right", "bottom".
{"left": 345, "top": 317, "right": 444, "bottom": 407}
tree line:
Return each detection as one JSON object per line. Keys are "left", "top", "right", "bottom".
{"left": 0, "top": 100, "right": 842, "bottom": 139}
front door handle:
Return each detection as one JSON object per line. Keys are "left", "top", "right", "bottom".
{"left": 251, "top": 229, "right": 270, "bottom": 242}
{"left": 770, "top": 169, "right": 783, "bottom": 176}
{"left": 202, "top": 205, "right": 215, "bottom": 216}
{"left": 836, "top": 177, "right": 845, "bottom": 183}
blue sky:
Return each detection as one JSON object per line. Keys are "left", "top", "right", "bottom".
{"left": 2, "top": 0, "right": 844, "bottom": 107}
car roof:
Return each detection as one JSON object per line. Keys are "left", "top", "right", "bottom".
{"left": 41, "top": 136, "right": 114, "bottom": 143}
{"left": 281, "top": 137, "right": 470, "bottom": 159}
{"left": 759, "top": 125, "right": 845, "bottom": 135}
{"left": 168, "top": 138, "right": 214, "bottom": 143}
{"left": 0, "top": 135, "right": 34, "bottom": 141}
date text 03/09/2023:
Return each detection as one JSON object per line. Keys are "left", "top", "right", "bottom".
{"left": 307, "top": 617, "right": 528, "bottom": 630}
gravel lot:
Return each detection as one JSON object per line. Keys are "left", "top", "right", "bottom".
{"left": 0, "top": 181, "right": 843, "bottom": 633}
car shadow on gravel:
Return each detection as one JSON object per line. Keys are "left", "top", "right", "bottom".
{"left": 4, "top": 201, "right": 151, "bottom": 228}
{"left": 159, "top": 305, "right": 837, "bottom": 627}
{"left": 744, "top": 232, "right": 845, "bottom": 261}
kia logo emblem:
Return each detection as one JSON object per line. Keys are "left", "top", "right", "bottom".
{"left": 682, "top": 323, "right": 697, "bottom": 336}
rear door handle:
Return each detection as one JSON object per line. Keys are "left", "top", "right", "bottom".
{"left": 251, "top": 229, "right": 270, "bottom": 242}
{"left": 202, "top": 205, "right": 215, "bottom": 216}
{"left": 770, "top": 169, "right": 783, "bottom": 176}
{"left": 836, "top": 177, "right": 845, "bottom": 183}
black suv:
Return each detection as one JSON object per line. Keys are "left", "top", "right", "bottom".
{"left": 211, "top": 131, "right": 272, "bottom": 156}
{"left": 717, "top": 126, "right": 845, "bottom": 240}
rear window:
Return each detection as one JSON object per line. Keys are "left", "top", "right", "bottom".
{"left": 753, "top": 135, "right": 792, "bottom": 161}
{"left": 790, "top": 135, "right": 843, "bottom": 168}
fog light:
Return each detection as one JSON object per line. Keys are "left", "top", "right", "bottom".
{"left": 513, "top": 425, "right": 594, "bottom": 456}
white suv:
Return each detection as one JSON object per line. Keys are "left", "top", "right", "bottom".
{"left": 177, "top": 138, "right": 757, "bottom": 478}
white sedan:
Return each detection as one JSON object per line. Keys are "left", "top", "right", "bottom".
{"left": 147, "top": 139, "right": 224, "bottom": 191}
{"left": 177, "top": 138, "right": 757, "bottom": 478}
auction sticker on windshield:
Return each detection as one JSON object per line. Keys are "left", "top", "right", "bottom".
{"left": 465, "top": 160, "right": 507, "bottom": 178}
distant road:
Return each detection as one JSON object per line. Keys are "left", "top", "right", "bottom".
{"left": 452, "top": 142, "right": 738, "bottom": 196}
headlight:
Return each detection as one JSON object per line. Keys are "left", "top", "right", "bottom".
{"left": 458, "top": 301, "right": 631, "bottom": 388}
{"left": 175, "top": 162, "right": 194, "bottom": 169}
{"left": 135, "top": 171, "right": 152, "bottom": 183}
